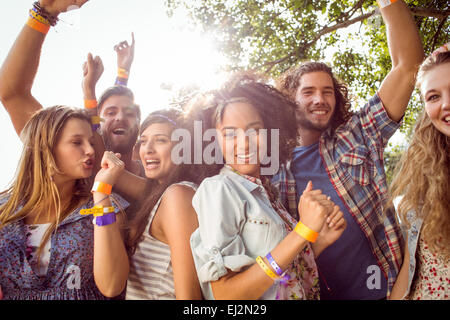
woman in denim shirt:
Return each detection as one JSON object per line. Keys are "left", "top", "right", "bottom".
{"left": 187, "top": 72, "right": 347, "bottom": 300}
{"left": 389, "top": 48, "right": 450, "bottom": 300}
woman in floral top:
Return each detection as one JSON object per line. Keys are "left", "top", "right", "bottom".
{"left": 186, "top": 72, "right": 347, "bottom": 300}
{"left": 0, "top": 106, "right": 125, "bottom": 300}
{"left": 389, "top": 48, "right": 450, "bottom": 300}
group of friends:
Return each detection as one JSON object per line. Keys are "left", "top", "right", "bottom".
{"left": 0, "top": 0, "right": 448, "bottom": 300}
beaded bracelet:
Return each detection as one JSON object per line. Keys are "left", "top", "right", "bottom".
{"left": 32, "top": 1, "right": 59, "bottom": 26}
{"left": 29, "top": 9, "right": 50, "bottom": 26}
{"left": 294, "top": 221, "right": 319, "bottom": 243}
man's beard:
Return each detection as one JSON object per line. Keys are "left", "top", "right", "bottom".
{"left": 101, "top": 129, "right": 138, "bottom": 155}
{"left": 296, "top": 109, "right": 332, "bottom": 133}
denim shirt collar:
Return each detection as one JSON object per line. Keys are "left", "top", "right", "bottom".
{"left": 221, "top": 165, "right": 260, "bottom": 193}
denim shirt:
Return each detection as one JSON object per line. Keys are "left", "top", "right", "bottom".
{"left": 190, "top": 166, "right": 294, "bottom": 300}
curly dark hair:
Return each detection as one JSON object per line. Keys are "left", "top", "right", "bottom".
{"left": 276, "top": 61, "right": 353, "bottom": 133}
{"left": 184, "top": 71, "right": 298, "bottom": 178}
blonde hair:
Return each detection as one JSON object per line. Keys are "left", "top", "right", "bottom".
{"left": 389, "top": 52, "right": 450, "bottom": 258}
{"left": 0, "top": 106, "right": 92, "bottom": 259}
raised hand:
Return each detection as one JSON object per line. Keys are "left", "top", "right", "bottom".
{"left": 39, "top": 0, "right": 89, "bottom": 17}
{"left": 94, "top": 151, "right": 125, "bottom": 187}
{"left": 82, "top": 53, "right": 104, "bottom": 99}
{"left": 114, "top": 32, "right": 135, "bottom": 71}
{"left": 297, "top": 181, "right": 334, "bottom": 233}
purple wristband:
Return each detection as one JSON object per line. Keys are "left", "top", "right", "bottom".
{"left": 94, "top": 212, "right": 116, "bottom": 226}
{"left": 266, "top": 252, "right": 290, "bottom": 284}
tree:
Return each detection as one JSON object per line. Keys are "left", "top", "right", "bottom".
{"left": 165, "top": 0, "right": 449, "bottom": 135}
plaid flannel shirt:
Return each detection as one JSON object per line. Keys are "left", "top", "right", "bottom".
{"left": 272, "top": 93, "right": 404, "bottom": 296}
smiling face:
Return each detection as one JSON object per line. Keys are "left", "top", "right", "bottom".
{"left": 139, "top": 122, "right": 177, "bottom": 183}
{"left": 99, "top": 94, "right": 140, "bottom": 154}
{"left": 216, "top": 101, "right": 265, "bottom": 178}
{"left": 53, "top": 118, "right": 95, "bottom": 184}
{"left": 295, "top": 71, "right": 336, "bottom": 133}
{"left": 420, "top": 62, "right": 450, "bottom": 137}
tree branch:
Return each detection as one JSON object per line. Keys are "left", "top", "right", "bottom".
{"left": 410, "top": 8, "right": 450, "bottom": 20}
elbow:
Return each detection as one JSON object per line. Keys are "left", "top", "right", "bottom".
{"left": 96, "top": 278, "right": 128, "bottom": 298}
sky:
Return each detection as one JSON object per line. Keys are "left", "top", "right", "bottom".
{"left": 0, "top": 0, "right": 229, "bottom": 189}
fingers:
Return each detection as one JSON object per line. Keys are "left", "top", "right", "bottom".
{"left": 101, "top": 151, "right": 124, "bottom": 168}
{"left": 114, "top": 41, "right": 130, "bottom": 52}
{"left": 327, "top": 206, "right": 345, "bottom": 228}
{"left": 131, "top": 32, "right": 135, "bottom": 47}
{"left": 303, "top": 181, "right": 313, "bottom": 193}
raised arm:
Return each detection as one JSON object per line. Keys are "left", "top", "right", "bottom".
{"left": 114, "top": 32, "right": 135, "bottom": 86}
{"left": 0, "top": 0, "right": 89, "bottom": 136}
{"left": 377, "top": 0, "right": 424, "bottom": 122}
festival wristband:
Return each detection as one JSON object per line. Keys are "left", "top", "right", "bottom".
{"left": 29, "top": 9, "right": 50, "bottom": 25}
{"left": 80, "top": 205, "right": 115, "bottom": 217}
{"left": 90, "top": 115, "right": 102, "bottom": 132}
{"left": 115, "top": 78, "right": 128, "bottom": 86}
{"left": 26, "top": 16, "right": 50, "bottom": 35}
{"left": 117, "top": 68, "right": 129, "bottom": 79}
{"left": 256, "top": 256, "right": 279, "bottom": 282}
{"left": 91, "top": 181, "right": 112, "bottom": 195}
{"left": 265, "top": 252, "right": 290, "bottom": 284}
{"left": 93, "top": 212, "right": 116, "bottom": 226}
{"left": 294, "top": 221, "right": 319, "bottom": 243}
{"left": 84, "top": 99, "right": 98, "bottom": 110}
{"left": 377, "top": 0, "right": 398, "bottom": 8}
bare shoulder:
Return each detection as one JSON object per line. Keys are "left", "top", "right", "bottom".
{"left": 164, "top": 184, "right": 196, "bottom": 203}
{"left": 157, "top": 184, "right": 197, "bottom": 220}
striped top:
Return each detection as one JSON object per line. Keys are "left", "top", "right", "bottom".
{"left": 126, "top": 181, "right": 197, "bottom": 300}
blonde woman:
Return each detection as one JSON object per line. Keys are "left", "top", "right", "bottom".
{"left": 0, "top": 106, "right": 128, "bottom": 299}
{"left": 389, "top": 48, "right": 450, "bottom": 300}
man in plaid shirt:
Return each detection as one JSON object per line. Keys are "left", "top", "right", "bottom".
{"left": 272, "top": 1, "right": 424, "bottom": 299}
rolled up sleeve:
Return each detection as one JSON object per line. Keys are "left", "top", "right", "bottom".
{"left": 190, "top": 177, "right": 255, "bottom": 288}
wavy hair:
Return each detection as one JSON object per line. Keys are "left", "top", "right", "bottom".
{"left": 388, "top": 52, "right": 450, "bottom": 258}
{"left": 125, "top": 108, "right": 203, "bottom": 254}
{"left": 185, "top": 71, "right": 298, "bottom": 178}
{"left": 0, "top": 106, "right": 92, "bottom": 259}
{"left": 276, "top": 61, "right": 353, "bottom": 134}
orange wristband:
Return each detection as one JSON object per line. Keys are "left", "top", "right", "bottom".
{"left": 84, "top": 99, "right": 98, "bottom": 110}
{"left": 26, "top": 16, "right": 50, "bottom": 35}
{"left": 294, "top": 221, "right": 319, "bottom": 243}
{"left": 91, "top": 181, "right": 112, "bottom": 195}
{"left": 117, "top": 68, "right": 129, "bottom": 79}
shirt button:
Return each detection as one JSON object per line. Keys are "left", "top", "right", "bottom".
{"left": 212, "top": 248, "right": 219, "bottom": 255}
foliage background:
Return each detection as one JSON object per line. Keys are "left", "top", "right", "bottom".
{"left": 165, "top": 0, "right": 449, "bottom": 181}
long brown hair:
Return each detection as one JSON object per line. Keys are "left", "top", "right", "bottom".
{"left": 125, "top": 108, "right": 203, "bottom": 254}
{"left": 388, "top": 52, "right": 450, "bottom": 258}
{"left": 0, "top": 106, "right": 92, "bottom": 258}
